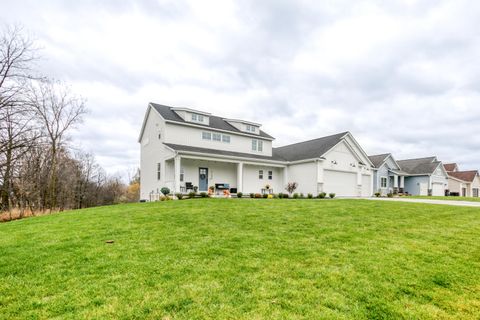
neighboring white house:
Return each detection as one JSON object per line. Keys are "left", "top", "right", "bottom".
{"left": 443, "top": 163, "right": 480, "bottom": 197}
{"left": 139, "top": 103, "right": 374, "bottom": 200}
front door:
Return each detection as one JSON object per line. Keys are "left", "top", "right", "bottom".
{"left": 199, "top": 168, "right": 208, "bottom": 191}
{"left": 462, "top": 188, "right": 467, "bottom": 197}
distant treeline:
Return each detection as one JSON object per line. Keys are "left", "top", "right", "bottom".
{"left": 0, "top": 25, "right": 138, "bottom": 221}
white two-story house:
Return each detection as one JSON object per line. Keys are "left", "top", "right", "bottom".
{"left": 139, "top": 103, "right": 374, "bottom": 200}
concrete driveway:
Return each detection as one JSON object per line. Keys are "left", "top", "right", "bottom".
{"left": 366, "top": 197, "right": 480, "bottom": 207}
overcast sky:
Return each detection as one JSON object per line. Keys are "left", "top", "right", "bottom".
{"left": 2, "top": 0, "right": 480, "bottom": 175}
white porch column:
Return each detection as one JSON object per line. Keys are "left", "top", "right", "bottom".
{"left": 237, "top": 162, "right": 243, "bottom": 193}
{"left": 283, "top": 166, "right": 289, "bottom": 187}
{"left": 394, "top": 175, "right": 399, "bottom": 188}
{"left": 174, "top": 155, "right": 181, "bottom": 193}
{"left": 400, "top": 176, "right": 405, "bottom": 188}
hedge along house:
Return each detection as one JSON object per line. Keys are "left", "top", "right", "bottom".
{"left": 368, "top": 153, "right": 409, "bottom": 196}
{"left": 443, "top": 163, "right": 480, "bottom": 197}
{"left": 138, "top": 103, "right": 374, "bottom": 200}
{"left": 396, "top": 157, "right": 449, "bottom": 196}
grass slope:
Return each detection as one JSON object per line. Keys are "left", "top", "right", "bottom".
{"left": 409, "top": 196, "right": 480, "bottom": 202}
{"left": 1, "top": 199, "right": 480, "bottom": 319}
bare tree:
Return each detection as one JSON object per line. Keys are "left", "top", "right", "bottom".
{"left": 28, "top": 80, "right": 87, "bottom": 209}
{"left": 0, "top": 25, "right": 39, "bottom": 211}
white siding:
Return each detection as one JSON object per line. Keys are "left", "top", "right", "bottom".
{"left": 140, "top": 108, "right": 175, "bottom": 200}
{"left": 243, "top": 165, "right": 284, "bottom": 194}
{"left": 287, "top": 162, "right": 317, "bottom": 194}
{"left": 163, "top": 123, "right": 272, "bottom": 156}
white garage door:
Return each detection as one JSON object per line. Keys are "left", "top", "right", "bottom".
{"left": 324, "top": 170, "right": 357, "bottom": 197}
{"left": 432, "top": 183, "right": 445, "bottom": 196}
{"left": 361, "top": 175, "right": 372, "bottom": 197}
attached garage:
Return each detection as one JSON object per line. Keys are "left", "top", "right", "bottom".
{"left": 432, "top": 183, "right": 445, "bottom": 196}
{"left": 323, "top": 170, "right": 357, "bottom": 197}
{"left": 361, "top": 175, "right": 372, "bottom": 197}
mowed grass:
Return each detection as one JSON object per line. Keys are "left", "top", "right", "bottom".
{"left": 1, "top": 200, "right": 480, "bottom": 319}
{"left": 410, "top": 196, "right": 480, "bottom": 202}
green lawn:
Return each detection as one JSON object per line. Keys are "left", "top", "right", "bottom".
{"left": 409, "top": 196, "right": 480, "bottom": 202}
{"left": 1, "top": 199, "right": 479, "bottom": 319}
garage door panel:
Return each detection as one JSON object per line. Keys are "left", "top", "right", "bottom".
{"left": 361, "top": 175, "right": 371, "bottom": 197}
{"left": 432, "top": 183, "right": 444, "bottom": 196}
{"left": 324, "top": 170, "right": 357, "bottom": 197}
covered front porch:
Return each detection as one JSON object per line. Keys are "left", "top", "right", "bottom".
{"left": 380, "top": 170, "right": 406, "bottom": 195}
{"left": 164, "top": 154, "right": 286, "bottom": 195}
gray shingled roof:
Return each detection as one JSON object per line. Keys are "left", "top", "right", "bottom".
{"left": 397, "top": 157, "right": 440, "bottom": 175}
{"left": 150, "top": 103, "right": 274, "bottom": 139}
{"left": 368, "top": 154, "right": 390, "bottom": 168}
{"left": 164, "top": 143, "right": 286, "bottom": 161}
{"left": 272, "top": 132, "right": 348, "bottom": 162}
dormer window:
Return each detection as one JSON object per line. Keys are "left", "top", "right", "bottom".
{"left": 246, "top": 125, "right": 256, "bottom": 133}
{"left": 191, "top": 113, "right": 204, "bottom": 123}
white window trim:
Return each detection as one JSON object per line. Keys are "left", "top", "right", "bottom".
{"left": 380, "top": 176, "right": 387, "bottom": 188}
{"left": 202, "top": 132, "right": 212, "bottom": 140}
{"left": 222, "top": 134, "right": 230, "bottom": 143}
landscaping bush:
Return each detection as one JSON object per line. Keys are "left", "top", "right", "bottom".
{"left": 329, "top": 193, "right": 336, "bottom": 199}
{"left": 293, "top": 193, "right": 299, "bottom": 199}
{"left": 175, "top": 193, "right": 184, "bottom": 200}
{"left": 237, "top": 192, "right": 243, "bottom": 198}
{"left": 262, "top": 194, "right": 268, "bottom": 198}
{"left": 318, "top": 192, "right": 326, "bottom": 199}
{"left": 249, "top": 193, "right": 255, "bottom": 198}
{"left": 267, "top": 194, "right": 274, "bottom": 199}
{"left": 277, "top": 193, "right": 283, "bottom": 199}
{"left": 160, "top": 187, "right": 170, "bottom": 195}
{"left": 375, "top": 192, "right": 381, "bottom": 198}
{"left": 285, "top": 182, "right": 298, "bottom": 196}
{"left": 188, "top": 192, "right": 196, "bottom": 198}
{"left": 282, "top": 193, "right": 289, "bottom": 199}
{"left": 307, "top": 193, "right": 313, "bottom": 199}
{"left": 200, "top": 192, "right": 208, "bottom": 198}
{"left": 255, "top": 193, "right": 262, "bottom": 198}
{"left": 299, "top": 193, "right": 305, "bottom": 198}
{"left": 387, "top": 193, "right": 394, "bottom": 198}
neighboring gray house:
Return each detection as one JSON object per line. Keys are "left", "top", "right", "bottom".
{"left": 369, "top": 153, "right": 408, "bottom": 196}
{"left": 397, "top": 157, "right": 448, "bottom": 196}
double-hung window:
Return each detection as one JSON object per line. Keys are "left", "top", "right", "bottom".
{"left": 157, "top": 163, "right": 161, "bottom": 180}
{"left": 381, "top": 177, "right": 387, "bottom": 188}
{"left": 222, "top": 135, "right": 230, "bottom": 143}
{"left": 191, "top": 113, "right": 197, "bottom": 121}
{"left": 212, "top": 133, "right": 221, "bottom": 142}
{"left": 252, "top": 139, "right": 263, "bottom": 152}
{"left": 268, "top": 170, "right": 273, "bottom": 180}
{"left": 202, "top": 132, "right": 211, "bottom": 140}
{"left": 180, "top": 167, "right": 184, "bottom": 182}
{"left": 259, "top": 170, "right": 263, "bottom": 179}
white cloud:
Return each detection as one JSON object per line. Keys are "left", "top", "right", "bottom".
{"left": 2, "top": 0, "right": 480, "bottom": 174}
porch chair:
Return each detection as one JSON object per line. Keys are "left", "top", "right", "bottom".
{"left": 185, "top": 182, "right": 194, "bottom": 192}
